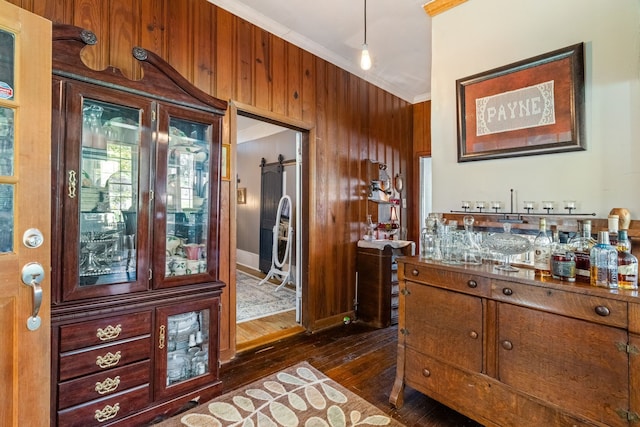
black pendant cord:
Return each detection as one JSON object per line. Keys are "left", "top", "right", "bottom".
{"left": 363, "top": 0, "right": 367, "bottom": 45}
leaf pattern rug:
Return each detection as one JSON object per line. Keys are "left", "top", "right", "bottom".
{"left": 155, "top": 361, "right": 405, "bottom": 427}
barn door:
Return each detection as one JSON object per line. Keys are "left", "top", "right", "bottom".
{"left": 258, "top": 156, "right": 284, "bottom": 273}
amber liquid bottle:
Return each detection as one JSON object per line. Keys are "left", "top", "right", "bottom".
{"left": 617, "top": 230, "right": 638, "bottom": 290}
{"left": 570, "top": 220, "right": 595, "bottom": 283}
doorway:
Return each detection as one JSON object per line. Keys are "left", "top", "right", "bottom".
{"left": 233, "top": 111, "right": 306, "bottom": 351}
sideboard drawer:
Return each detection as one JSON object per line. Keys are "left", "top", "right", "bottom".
{"left": 404, "top": 263, "right": 490, "bottom": 297}
{"left": 59, "top": 336, "right": 151, "bottom": 381}
{"left": 57, "top": 384, "right": 150, "bottom": 427}
{"left": 58, "top": 360, "right": 150, "bottom": 410}
{"left": 59, "top": 311, "right": 152, "bottom": 352}
{"left": 491, "top": 280, "right": 627, "bottom": 328}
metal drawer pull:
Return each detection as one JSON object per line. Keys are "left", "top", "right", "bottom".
{"left": 95, "top": 403, "right": 120, "bottom": 423}
{"left": 96, "top": 324, "right": 122, "bottom": 341}
{"left": 95, "top": 376, "right": 121, "bottom": 395}
{"left": 469, "top": 331, "right": 478, "bottom": 339}
{"left": 595, "top": 305, "right": 610, "bottom": 317}
{"left": 96, "top": 351, "right": 122, "bottom": 369}
{"left": 501, "top": 340, "right": 513, "bottom": 350}
{"left": 502, "top": 288, "right": 513, "bottom": 296}
{"left": 159, "top": 325, "right": 166, "bottom": 349}
{"left": 411, "top": 269, "right": 419, "bottom": 276}
{"left": 67, "top": 170, "right": 77, "bottom": 198}
{"left": 422, "top": 368, "right": 431, "bottom": 377}
{"left": 467, "top": 280, "right": 477, "bottom": 288}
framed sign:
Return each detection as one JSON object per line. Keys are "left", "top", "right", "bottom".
{"left": 456, "top": 43, "right": 585, "bottom": 162}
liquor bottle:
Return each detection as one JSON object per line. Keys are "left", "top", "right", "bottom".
{"left": 590, "top": 231, "right": 618, "bottom": 288}
{"left": 617, "top": 230, "right": 638, "bottom": 290}
{"left": 608, "top": 214, "right": 619, "bottom": 247}
{"left": 569, "top": 220, "right": 595, "bottom": 283}
{"left": 551, "top": 227, "right": 576, "bottom": 282}
{"left": 534, "top": 218, "right": 552, "bottom": 278}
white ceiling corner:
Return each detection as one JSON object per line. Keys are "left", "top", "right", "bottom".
{"left": 207, "top": 0, "right": 432, "bottom": 104}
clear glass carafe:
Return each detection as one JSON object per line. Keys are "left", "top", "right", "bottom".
{"left": 461, "top": 215, "right": 482, "bottom": 265}
{"left": 421, "top": 216, "right": 436, "bottom": 259}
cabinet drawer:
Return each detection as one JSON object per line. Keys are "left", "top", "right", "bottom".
{"left": 491, "top": 280, "right": 628, "bottom": 328}
{"left": 58, "top": 360, "right": 150, "bottom": 410}
{"left": 59, "top": 311, "right": 152, "bottom": 352}
{"left": 405, "top": 283, "right": 483, "bottom": 373}
{"left": 57, "top": 384, "right": 150, "bottom": 427}
{"left": 59, "top": 336, "right": 151, "bottom": 381}
{"left": 404, "top": 263, "right": 490, "bottom": 297}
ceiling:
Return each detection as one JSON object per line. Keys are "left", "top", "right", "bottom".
{"left": 207, "top": 0, "right": 432, "bottom": 104}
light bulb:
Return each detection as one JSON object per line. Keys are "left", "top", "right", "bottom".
{"left": 360, "top": 44, "right": 371, "bottom": 70}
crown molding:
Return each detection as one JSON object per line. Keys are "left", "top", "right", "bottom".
{"left": 423, "top": 0, "right": 468, "bottom": 17}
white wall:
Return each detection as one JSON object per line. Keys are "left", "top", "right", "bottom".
{"left": 430, "top": 0, "right": 640, "bottom": 218}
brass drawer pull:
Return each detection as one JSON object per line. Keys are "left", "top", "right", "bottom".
{"left": 67, "top": 170, "right": 77, "bottom": 199}
{"left": 96, "top": 351, "right": 122, "bottom": 369}
{"left": 411, "top": 269, "right": 419, "bottom": 276}
{"left": 159, "top": 325, "right": 166, "bottom": 349}
{"left": 422, "top": 368, "right": 431, "bottom": 377}
{"left": 502, "top": 288, "right": 513, "bottom": 296}
{"left": 95, "top": 376, "right": 121, "bottom": 395}
{"left": 595, "top": 305, "right": 611, "bottom": 317}
{"left": 469, "top": 331, "right": 478, "bottom": 339}
{"left": 94, "top": 403, "right": 120, "bottom": 423}
{"left": 96, "top": 324, "right": 122, "bottom": 341}
{"left": 467, "top": 280, "right": 477, "bottom": 288}
{"left": 501, "top": 340, "right": 513, "bottom": 350}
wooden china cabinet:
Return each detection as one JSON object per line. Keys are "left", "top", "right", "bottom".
{"left": 50, "top": 25, "right": 227, "bottom": 426}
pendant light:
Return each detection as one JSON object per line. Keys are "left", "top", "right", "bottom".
{"left": 360, "top": 0, "right": 372, "bottom": 70}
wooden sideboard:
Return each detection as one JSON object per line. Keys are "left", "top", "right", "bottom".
{"left": 390, "top": 258, "right": 640, "bottom": 427}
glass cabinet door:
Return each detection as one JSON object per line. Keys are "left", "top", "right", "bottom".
{"left": 154, "top": 105, "right": 220, "bottom": 288}
{"left": 62, "top": 83, "right": 152, "bottom": 301}
{"left": 155, "top": 298, "right": 220, "bottom": 400}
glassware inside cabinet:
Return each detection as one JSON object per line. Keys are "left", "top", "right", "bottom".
{"left": 166, "top": 309, "right": 210, "bottom": 386}
{"left": 165, "top": 118, "right": 210, "bottom": 278}
{"left": 78, "top": 99, "right": 142, "bottom": 287}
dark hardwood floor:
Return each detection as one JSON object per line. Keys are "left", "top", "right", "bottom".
{"left": 221, "top": 321, "right": 483, "bottom": 427}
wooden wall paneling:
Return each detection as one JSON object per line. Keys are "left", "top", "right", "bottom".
{"left": 139, "top": 0, "right": 165, "bottom": 58}
{"left": 235, "top": 17, "right": 252, "bottom": 105}
{"left": 214, "top": 7, "right": 234, "bottom": 101}
{"left": 30, "top": 0, "right": 72, "bottom": 24}
{"left": 165, "top": 0, "right": 192, "bottom": 81}
{"left": 253, "top": 28, "right": 271, "bottom": 111}
{"left": 336, "top": 66, "right": 352, "bottom": 316}
{"left": 108, "top": 0, "right": 142, "bottom": 80}
{"left": 270, "top": 36, "right": 287, "bottom": 116}
{"left": 192, "top": 0, "right": 215, "bottom": 93}
{"left": 301, "top": 50, "right": 316, "bottom": 124}
{"left": 287, "top": 43, "right": 302, "bottom": 121}
{"left": 73, "top": 0, "right": 109, "bottom": 71}
{"left": 413, "top": 100, "right": 431, "bottom": 156}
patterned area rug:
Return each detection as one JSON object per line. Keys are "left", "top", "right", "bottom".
{"left": 156, "top": 362, "right": 405, "bottom": 427}
{"left": 236, "top": 270, "right": 296, "bottom": 323}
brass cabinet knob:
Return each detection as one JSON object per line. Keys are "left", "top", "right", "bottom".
{"left": 502, "top": 288, "right": 513, "bottom": 296}
{"left": 469, "top": 331, "right": 478, "bottom": 339}
{"left": 595, "top": 305, "right": 610, "bottom": 317}
{"left": 501, "top": 340, "right": 513, "bottom": 350}
{"left": 411, "top": 269, "right": 419, "bottom": 276}
{"left": 422, "top": 368, "right": 431, "bottom": 377}
{"left": 467, "top": 280, "right": 477, "bottom": 288}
